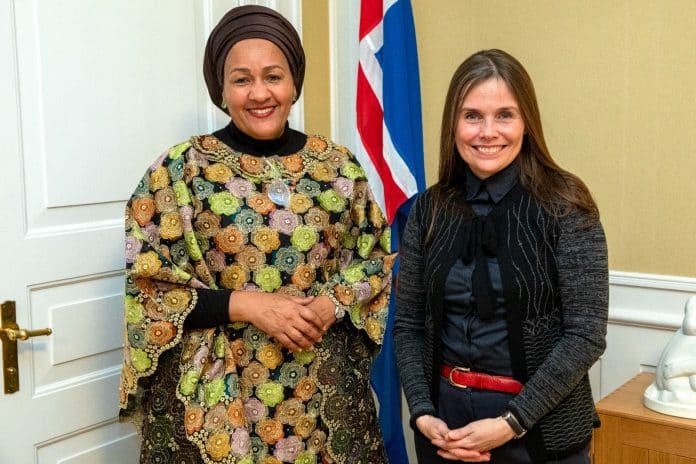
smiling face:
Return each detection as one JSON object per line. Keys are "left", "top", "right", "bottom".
{"left": 455, "top": 77, "right": 525, "bottom": 180}
{"left": 222, "top": 38, "right": 295, "bottom": 140}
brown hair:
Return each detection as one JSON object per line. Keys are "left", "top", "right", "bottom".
{"left": 434, "top": 49, "right": 598, "bottom": 221}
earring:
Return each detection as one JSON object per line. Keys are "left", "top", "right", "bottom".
{"left": 221, "top": 100, "right": 227, "bottom": 109}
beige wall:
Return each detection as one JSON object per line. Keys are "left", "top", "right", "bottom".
{"left": 302, "top": 1, "right": 331, "bottom": 136}
{"left": 301, "top": 0, "right": 696, "bottom": 276}
{"left": 412, "top": 0, "right": 696, "bottom": 276}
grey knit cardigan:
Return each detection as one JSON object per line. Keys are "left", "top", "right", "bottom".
{"left": 393, "top": 185, "right": 608, "bottom": 462}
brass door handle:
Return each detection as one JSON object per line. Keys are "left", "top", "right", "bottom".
{"left": 0, "top": 327, "right": 52, "bottom": 341}
{"left": 1, "top": 301, "right": 53, "bottom": 394}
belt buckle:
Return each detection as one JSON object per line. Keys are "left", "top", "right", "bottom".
{"left": 447, "top": 366, "right": 470, "bottom": 389}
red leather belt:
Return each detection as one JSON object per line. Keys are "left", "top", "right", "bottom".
{"left": 441, "top": 364, "right": 523, "bottom": 394}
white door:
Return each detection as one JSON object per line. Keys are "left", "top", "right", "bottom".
{"left": 0, "top": 1, "right": 303, "bottom": 461}
{"left": 0, "top": 1, "right": 261, "bottom": 462}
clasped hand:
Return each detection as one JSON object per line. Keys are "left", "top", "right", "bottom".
{"left": 416, "top": 414, "right": 517, "bottom": 461}
{"left": 229, "top": 292, "right": 336, "bottom": 352}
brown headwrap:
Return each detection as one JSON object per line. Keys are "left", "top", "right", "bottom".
{"left": 203, "top": 5, "right": 305, "bottom": 112}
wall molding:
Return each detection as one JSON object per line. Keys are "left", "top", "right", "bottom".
{"left": 267, "top": 0, "right": 304, "bottom": 132}
{"left": 327, "top": 0, "right": 359, "bottom": 149}
{"left": 328, "top": 0, "right": 338, "bottom": 140}
{"left": 608, "top": 270, "right": 695, "bottom": 330}
{"left": 610, "top": 270, "right": 696, "bottom": 291}
{"left": 609, "top": 307, "right": 684, "bottom": 330}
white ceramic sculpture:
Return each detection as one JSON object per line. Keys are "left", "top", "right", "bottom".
{"left": 644, "top": 296, "right": 696, "bottom": 419}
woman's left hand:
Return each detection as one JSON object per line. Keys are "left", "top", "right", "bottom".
{"left": 431, "top": 416, "right": 516, "bottom": 458}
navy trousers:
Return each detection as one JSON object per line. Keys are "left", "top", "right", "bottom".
{"left": 413, "top": 377, "right": 590, "bottom": 463}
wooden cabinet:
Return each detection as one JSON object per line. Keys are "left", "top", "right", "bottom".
{"left": 592, "top": 373, "right": 696, "bottom": 464}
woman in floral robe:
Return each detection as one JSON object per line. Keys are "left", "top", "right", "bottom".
{"left": 119, "top": 6, "right": 393, "bottom": 464}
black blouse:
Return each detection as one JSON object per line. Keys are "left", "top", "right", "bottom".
{"left": 440, "top": 160, "right": 519, "bottom": 375}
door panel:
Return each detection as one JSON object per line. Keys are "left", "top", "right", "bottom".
{"left": 35, "top": 422, "right": 139, "bottom": 464}
{"left": 14, "top": 0, "right": 200, "bottom": 233}
{"left": 30, "top": 274, "right": 122, "bottom": 391}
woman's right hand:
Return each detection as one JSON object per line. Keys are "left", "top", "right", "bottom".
{"left": 228, "top": 291, "right": 325, "bottom": 352}
{"left": 416, "top": 415, "right": 491, "bottom": 462}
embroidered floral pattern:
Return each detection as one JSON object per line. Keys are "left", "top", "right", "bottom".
{"left": 120, "top": 134, "right": 393, "bottom": 464}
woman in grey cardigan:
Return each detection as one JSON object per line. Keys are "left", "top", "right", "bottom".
{"left": 394, "top": 49, "right": 608, "bottom": 463}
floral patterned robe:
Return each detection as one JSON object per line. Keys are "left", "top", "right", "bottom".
{"left": 119, "top": 133, "right": 394, "bottom": 464}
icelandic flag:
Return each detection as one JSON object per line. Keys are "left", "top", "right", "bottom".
{"left": 357, "top": 0, "right": 425, "bottom": 462}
